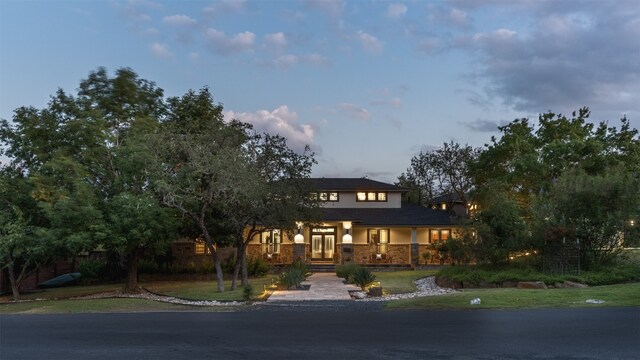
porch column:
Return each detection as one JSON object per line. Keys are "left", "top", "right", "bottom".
{"left": 293, "top": 224, "right": 306, "bottom": 262}
{"left": 410, "top": 227, "right": 419, "bottom": 267}
{"left": 341, "top": 222, "right": 353, "bottom": 264}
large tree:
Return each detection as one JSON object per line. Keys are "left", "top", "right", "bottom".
{"left": 1, "top": 68, "right": 177, "bottom": 292}
{"left": 399, "top": 141, "right": 480, "bottom": 213}
{"left": 151, "top": 88, "right": 251, "bottom": 292}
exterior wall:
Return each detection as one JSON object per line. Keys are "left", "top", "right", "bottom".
{"left": 321, "top": 192, "right": 402, "bottom": 209}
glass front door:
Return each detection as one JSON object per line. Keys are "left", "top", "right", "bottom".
{"left": 311, "top": 234, "right": 335, "bottom": 260}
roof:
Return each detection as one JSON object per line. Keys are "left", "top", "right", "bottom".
{"left": 309, "top": 178, "right": 407, "bottom": 192}
{"left": 321, "top": 203, "right": 452, "bottom": 226}
{"left": 429, "top": 192, "right": 465, "bottom": 204}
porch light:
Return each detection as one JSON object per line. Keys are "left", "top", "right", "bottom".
{"left": 294, "top": 227, "right": 304, "bottom": 243}
{"left": 342, "top": 228, "right": 352, "bottom": 244}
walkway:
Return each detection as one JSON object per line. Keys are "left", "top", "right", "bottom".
{"left": 267, "top": 273, "right": 360, "bottom": 301}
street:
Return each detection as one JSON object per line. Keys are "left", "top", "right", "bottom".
{"left": 1, "top": 307, "right": 639, "bottom": 359}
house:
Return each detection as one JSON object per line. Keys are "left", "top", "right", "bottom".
{"left": 428, "top": 192, "right": 477, "bottom": 219}
{"left": 245, "top": 178, "right": 460, "bottom": 267}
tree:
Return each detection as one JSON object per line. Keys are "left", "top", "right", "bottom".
{"left": 0, "top": 167, "right": 49, "bottom": 301}
{"left": 220, "top": 133, "right": 318, "bottom": 289}
{"left": 151, "top": 88, "right": 250, "bottom": 292}
{"left": 1, "top": 67, "right": 177, "bottom": 292}
{"left": 533, "top": 167, "right": 640, "bottom": 269}
{"left": 399, "top": 141, "right": 480, "bottom": 213}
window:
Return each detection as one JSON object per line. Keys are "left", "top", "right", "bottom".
{"left": 429, "top": 229, "right": 451, "bottom": 243}
{"left": 195, "top": 238, "right": 211, "bottom": 255}
{"left": 368, "top": 228, "right": 390, "bottom": 255}
{"left": 310, "top": 192, "right": 339, "bottom": 202}
{"left": 356, "top": 192, "right": 388, "bottom": 202}
{"left": 261, "top": 229, "right": 282, "bottom": 254}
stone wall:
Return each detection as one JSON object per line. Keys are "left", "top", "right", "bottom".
{"left": 352, "top": 244, "right": 411, "bottom": 264}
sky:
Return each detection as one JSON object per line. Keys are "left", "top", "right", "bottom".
{"left": 1, "top": 0, "right": 639, "bottom": 183}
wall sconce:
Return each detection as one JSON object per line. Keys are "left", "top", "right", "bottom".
{"left": 294, "top": 227, "right": 304, "bottom": 243}
{"left": 342, "top": 228, "right": 352, "bottom": 244}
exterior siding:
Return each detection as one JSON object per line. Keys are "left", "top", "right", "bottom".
{"left": 321, "top": 192, "right": 402, "bottom": 209}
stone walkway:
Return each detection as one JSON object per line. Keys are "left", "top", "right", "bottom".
{"left": 267, "top": 273, "right": 361, "bottom": 301}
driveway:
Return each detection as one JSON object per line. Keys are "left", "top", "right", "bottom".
{"left": 2, "top": 307, "right": 638, "bottom": 359}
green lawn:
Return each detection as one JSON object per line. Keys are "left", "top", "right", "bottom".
{"left": 143, "top": 276, "right": 278, "bottom": 301}
{"left": 385, "top": 282, "right": 640, "bottom": 310}
{"left": 373, "top": 269, "right": 438, "bottom": 294}
{"left": 0, "top": 298, "right": 237, "bottom": 314}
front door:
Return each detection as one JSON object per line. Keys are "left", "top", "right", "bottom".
{"left": 311, "top": 227, "right": 336, "bottom": 261}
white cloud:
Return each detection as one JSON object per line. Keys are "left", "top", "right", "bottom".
{"left": 205, "top": 28, "right": 255, "bottom": 54}
{"left": 163, "top": 14, "right": 197, "bottom": 26}
{"left": 260, "top": 53, "right": 332, "bottom": 68}
{"left": 356, "top": 30, "right": 383, "bottom": 54}
{"left": 370, "top": 97, "right": 401, "bottom": 108}
{"left": 225, "top": 106, "right": 315, "bottom": 153}
{"left": 149, "top": 42, "right": 173, "bottom": 58}
{"left": 203, "top": 0, "right": 246, "bottom": 17}
{"left": 264, "top": 32, "right": 288, "bottom": 50}
{"left": 387, "top": 3, "right": 407, "bottom": 19}
{"left": 306, "top": 0, "right": 345, "bottom": 17}
{"left": 339, "top": 103, "right": 371, "bottom": 121}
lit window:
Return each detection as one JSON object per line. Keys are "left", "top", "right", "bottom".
{"left": 368, "top": 229, "right": 390, "bottom": 255}
{"left": 319, "top": 192, "right": 328, "bottom": 201}
{"left": 312, "top": 192, "right": 339, "bottom": 202}
{"left": 329, "top": 192, "right": 339, "bottom": 201}
{"left": 195, "top": 239, "right": 211, "bottom": 255}
{"left": 356, "top": 191, "right": 388, "bottom": 202}
{"left": 261, "top": 230, "right": 281, "bottom": 254}
{"left": 429, "top": 229, "right": 451, "bottom": 243}
{"left": 310, "top": 192, "right": 318, "bottom": 201}
{"left": 441, "top": 203, "right": 447, "bottom": 210}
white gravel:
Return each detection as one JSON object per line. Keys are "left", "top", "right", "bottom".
{"left": 71, "top": 290, "right": 243, "bottom": 307}
{"left": 358, "top": 276, "right": 457, "bottom": 302}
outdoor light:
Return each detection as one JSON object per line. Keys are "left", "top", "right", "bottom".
{"left": 342, "top": 228, "right": 352, "bottom": 244}
{"left": 294, "top": 227, "right": 304, "bottom": 243}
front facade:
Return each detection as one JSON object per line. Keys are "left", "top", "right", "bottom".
{"left": 246, "top": 178, "right": 459, "bottom": 267}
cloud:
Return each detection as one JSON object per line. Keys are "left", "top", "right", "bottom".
{"left": 163, "top": 14, "right": 197, "bottom": 26}
{"left": 387, "top": 3, "right": 407, "bottom": 19}
{"left": 203, "top": 0, "right": 246, "bottom": 17}
{"left": 427, "top": 5, "right": 471, "bottom": 29}
{"left": 356, "top": 30, "right": 383, "bottom": 54}
{"left": 306, "top": 0, "right": 345, "bottom": 17}
{"left": 339, "top": 103, "right": 371, "bottom": 121}
{"left": 461, "top": 119, "right": 509, "bottom": 132}
{"left": 455, "top": 1, "right": 640, "bottom": 117}
{"left": 417, "top": 36, "right": 440, "bottom": 55}
{"left": 370, "top": 97, "right": 401, "bottom": 108}
{"left": 224, "top": 106, "right": 315, "bottom": 153}
{"left": 260, "top": 53, "right": 332, "bottom": 68}
{"left": 149, "top": 42, "right": 173, "bottom": 58}
{"left": 205, "top": 28, "right": 255, "bottom": 54}
{"left": 264, "top": 32, "right": 288, "bottom": 50}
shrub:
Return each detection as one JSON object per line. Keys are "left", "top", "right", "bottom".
{"left": 278, "top": 268, "right": 306, "bottom": 289}
{"left": 78, "top": 259, "right": 107, "bottom": 279}
{"left": 289, "top": 258, "right": 310, "bottom": 278}
{"left": 351, "top": 266, "right": 376, "bottom": 290}
{"left": 138, "top": 259, "right": 159, "bottom": 274}
{"left": 242, "top": 284, "right": 254, "bottom": 300}
{"left": 336, "top": 263, "right": 358, "bottom": 283}
{"left": 247, "top": 256, "right": 271, "bottom": 277}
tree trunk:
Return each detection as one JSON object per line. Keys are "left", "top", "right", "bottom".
{"left": 231, "top": 252, "right": 241, "bottom": 290}
{"left": 240, "top": 246, "right": 248, "bottom": 287}
{"left": 124, "top": 249, "right": 141, "bottom": 293}
{"left": 7, "top": 263, "right": 20, "bottom": 302}
{"left": 213, "top": 250, "right": 224, "bottom": 292}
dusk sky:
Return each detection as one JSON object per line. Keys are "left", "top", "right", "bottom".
{"left": 1, "top": 0, "right": 638, "bottom": 183}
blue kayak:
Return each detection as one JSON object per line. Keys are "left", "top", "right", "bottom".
{"left": 38, "top": 272, "right": 82, "bottom": 288}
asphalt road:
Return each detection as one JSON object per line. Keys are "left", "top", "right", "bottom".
{"left": 1, "top": 306, "right": 639, "bottom": 360}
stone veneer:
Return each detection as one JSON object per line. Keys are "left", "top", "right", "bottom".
{"left": 246, "top": 244, "right": 293, "bottom": 264}
{"left": 353, "top": 244, "right": 411, "bottom": 264}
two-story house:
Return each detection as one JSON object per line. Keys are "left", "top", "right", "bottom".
{"left": 245, "top": 178, "right": 458, "bottom": 267}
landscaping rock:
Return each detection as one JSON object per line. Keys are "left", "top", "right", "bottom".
{"left": 501, "top": 281, "right": 518, "bottom": 288}
{"left": 351, "top": 291, "right": 367, "bottom": 299}
{"left": 517, "top": 281, "right": 548, "bottom": 289}
{"left": 479, "top": 281, "right": 497, "bottom": 288}
{"left": 470, "top": 298, "right": 481, "bottom": 305}
{"left": 554, "top": 282, "right": 566, "bottom": 288}
{"left": 563, "top": 281, "right": 588, "bottom": 288}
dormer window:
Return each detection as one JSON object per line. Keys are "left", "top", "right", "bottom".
{"left": 310, "top": 192, "right": 339, "bottom": 202}
{"left": 356, "top": 192, "right": 388, "bottom": 202}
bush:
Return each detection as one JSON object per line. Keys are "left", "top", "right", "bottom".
{"left": 247, "top": 256, "right": 271, "bottom": 277}
{"left": 351, "top": 266, "right": 376, "bottom": 290}
{"left": 242, "top": 284, "right": 254, "bottom": 300}
{"left": 279, "top": 268, "right": 306, "bottom": 289}
{"left": 78, "top": 259, "right": 107, "bottom": 279}
{"left": 336, "top": 263, "right": 359, "bottom": 283}
{"left": 138, "top": 259, "right": 159, "bottom": 274}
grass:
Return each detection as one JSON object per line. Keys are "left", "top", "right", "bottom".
{"left": 143, "top": 276, "right": 277, "bottom": 301}
{"left": 372, "top": 269, "right": 438, "bottom": 294}
{"left": 385, "top": 282, "right": 640, "bottom": 310}
{"left": 0, "top": 298, "right": 236, "bottom": 314}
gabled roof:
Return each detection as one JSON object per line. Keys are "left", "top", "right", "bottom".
{"left": 309, "top": 178, "right": 407, "bottom": 192}
{"left": 429, "top": 192, "right": 466, "bottom": 204}
{"left": 321, "top": 203, "right": 452, "bottom": 226}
